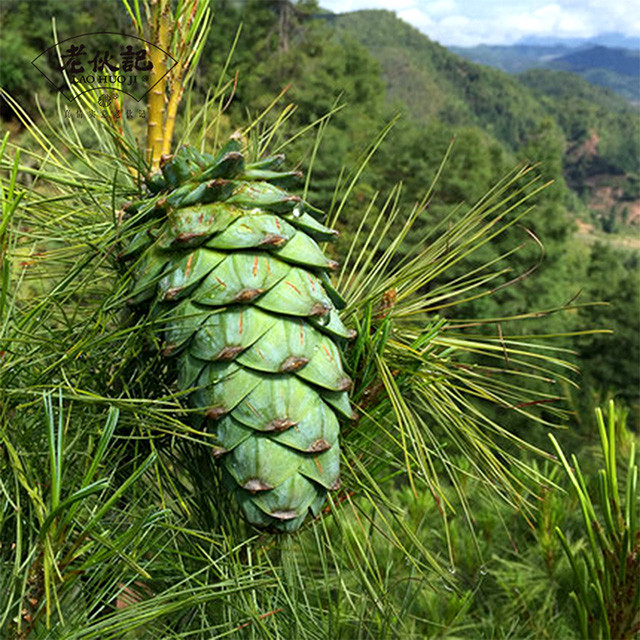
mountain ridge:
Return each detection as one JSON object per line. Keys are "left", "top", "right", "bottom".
{"left": 331, "top": 9, "right": 638, "bottom": 230}
{"left": 516, "top": 32, "right": 640, "bottom": 49}
{"left": 450, "top": 42, "right": 640, "bottom": 102}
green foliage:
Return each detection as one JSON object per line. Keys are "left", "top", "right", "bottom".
{"left": 1, "top": 395, "right": 157, "bottom": 634}
{"left": 333, "top": 10, "right": 548, "bottom": 151}
{"left": 0, "top": 31, "right": 45, "bottom": 111}
{"left": 549, "top": 44, "right": 640, "bottom": 100}
{"left": 452, "top": 43, "right": 640, "bottom": 103}
{"left": 520, "top": 69, "right": 640, "bottom": 183}
{"left": 333, "top": 11, "right": 638, "bottom": 239}
{"left": 0, "top": 0, "right": 130, "bottom": 115}
{"left": 0, "top": 62, "right": 589, "bottom": 636}
{"left": 575, "top": 243, "right": 640, "bottom": 424}
{"left": 551, "top": 402, "right": 640, "bottom": 639}
{"left": 578, "top": 66, "right": 640, "bottom": 104}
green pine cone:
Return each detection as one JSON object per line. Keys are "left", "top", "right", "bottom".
{"left": 122, "top": 139, "right": 355, "bottom": 532}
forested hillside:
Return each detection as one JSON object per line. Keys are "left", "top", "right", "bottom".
{"left": 333, "top": 10, "right": 639, "bottom": 220}
{"left": 329, "top": 9, "right": 639, "bottom": 416}
{"left": 452, "top": 42, "right": 640, "bottom": 103}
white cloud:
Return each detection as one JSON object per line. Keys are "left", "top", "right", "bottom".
{"left": 321, "top": 0, "right": 415, "bottom": 12}
{"left": 503, "top": 4, "right": 593, "bottom": 39}
{"left": 397, "top": 8, "right": 433, "bottom": 31}
{"left": 319, "top": 0, "right": 640, "bottom": 46}
{"left": 423, "top": 0, "right": 458, "bottom": 17}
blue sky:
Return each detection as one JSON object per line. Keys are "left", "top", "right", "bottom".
{"left": 319, "top": 0, "right": 640, "bottom": 46}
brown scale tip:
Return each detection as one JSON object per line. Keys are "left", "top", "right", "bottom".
{"left": 327, "top": 260, "right": 340, "bottom": 271}
{"left": 310, "top": 303, "right": 331, "bottom": 317}
{"left": 234, "top": 288, "right": 264, "bottom": 303}
{"left": 116, "top": 250, "right": 134, "bottom": 262}
{"left": 260, "top": 234, "right": 287, "bottom": 247}
{"left": 205, "top": 406, "right": 227, "bottom": 420}
{"left": 267, "top": 418, "right": 298, "bottom": 431}
{"left": 307, "top": 439, "right": 332, "bottom": 453}
{"left": 329, "top": 478, "right": 342, "bottom": 491}
{"left": 243, "top": 478, "right": 273, "bottom": 493}
{"left": 159, "top": 153, "right": 174, "bottom": 167}
{"left": 161, "top": 343, "right": 178, "bottom": 357}
{"left": 175, "top": 232, "right": 203, "bottom": 244}
{"left": 347, "top": 329, "right": 357, "bottom": 340}
{"left": 337, "top": 377, "right": 352, "bottom": 392}
{"left": 280, "top": 356, "right": 309, "bottom": 373}
{"left": 216, "top": 345, "right": 244, "bottom": 360}
{"left": 212, "top": 447, "right": 227, "bottom": 459}
{"left": 270, "top": 509, "right": 299, "bottom": 521}
{"left": 162, "top": 287, "right": 182, "bottom": 301}
{"left": 223, "top": 151, "right": 243, "bottom": 162}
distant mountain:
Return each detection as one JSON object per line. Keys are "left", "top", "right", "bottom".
{"left": 449, "top": 44, "right": 569, "bottom": 73}
{"left": 517, "top": 33, "right": 640, "bottom": 49}
{"left": 551, "top": 45, "right": 639, "bottom": 76}
{"left": 452, "top": 43, "right": 640, "bottom": 103}
{"left": 332, "top": 9, "right": 638, "bottom": 215}
{"left": 333, "top": 11, "right": 634, "bottom": 144}
{"left": 333, "top": 10, "right": 549, "bottom": 149}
